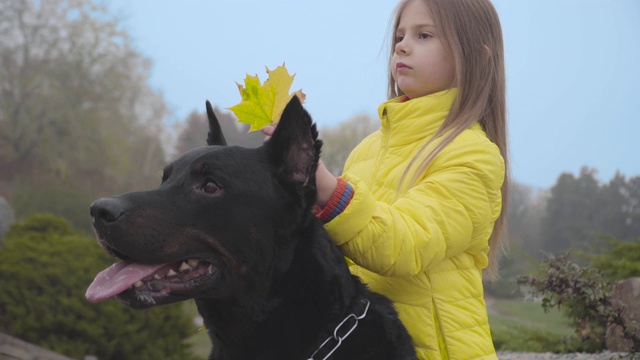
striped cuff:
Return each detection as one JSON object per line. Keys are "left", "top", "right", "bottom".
{"left": 314, "top": 177, "right": 354, "bottom": 224}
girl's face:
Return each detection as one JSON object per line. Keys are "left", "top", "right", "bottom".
{"left": 391, "top": 0, "right": 455, "bottom": 99}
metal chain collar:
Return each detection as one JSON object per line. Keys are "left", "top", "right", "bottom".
{"left": 306, "top": 298, "right": 371, "bottom": 360}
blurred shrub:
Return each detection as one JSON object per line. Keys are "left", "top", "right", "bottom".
{"left": 517, "top": 253, "right": 639, "bottom": 353}
{"left": 0, "top": 213, "right": 198, "bottom": 360}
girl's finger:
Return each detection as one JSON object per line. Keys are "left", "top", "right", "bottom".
{"left": 261, "top": 125, "right": 275, "bottom": 136}
{"left": 261, "top": 125, "right": 275, "bottom": 142}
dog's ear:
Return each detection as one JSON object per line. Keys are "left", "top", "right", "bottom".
{"left": 266, "top": 96, "right": 320, "bottom": 185}
{"left": 206, "top": 100, "right": 227, "bottom": 146}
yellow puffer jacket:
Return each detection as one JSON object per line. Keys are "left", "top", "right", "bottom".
{"left": 325, "top": 89, "right": 504, "bottom": 359}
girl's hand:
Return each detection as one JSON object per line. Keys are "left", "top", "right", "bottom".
{"left": 260, "top": 125, "right": 337, "bottom": 207}
{"left": 261, "top": 125, "right": 275, "bottom": 141}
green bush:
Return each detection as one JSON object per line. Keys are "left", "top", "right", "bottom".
{"left": 0, "top": 213, "right": 198, "bottom": 360}
{"left": 583, "top": 236, "right": 640, "bottom": 281}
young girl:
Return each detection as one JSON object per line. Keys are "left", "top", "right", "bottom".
{"left": 266, "top": 0, "right": 507, "bottom": 358}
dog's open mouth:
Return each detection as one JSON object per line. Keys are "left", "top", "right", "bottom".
{"left": 86, "top": 259, "right": 218, "bottom": 305}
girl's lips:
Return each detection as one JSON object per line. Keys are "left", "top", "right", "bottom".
{"left": 396, "top": 62, "right": 411, "bottom": 71}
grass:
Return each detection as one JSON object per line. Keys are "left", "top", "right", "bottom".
{"left": 489, "top": 297, "right": 573, "bottom": 335}
{"left": 488, "top": 297, "right": 575, "bottom": 352}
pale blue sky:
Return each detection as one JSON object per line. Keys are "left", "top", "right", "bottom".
{"left": 108, "top": 0, "right": 639, "bottom": 189}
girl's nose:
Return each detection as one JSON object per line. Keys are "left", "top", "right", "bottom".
{"left": 395, "top": 40, "right": 409, "bottom": 55}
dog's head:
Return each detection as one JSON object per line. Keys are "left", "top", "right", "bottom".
{"left": 86, "top": 96, "right": 321, "bottom": 309}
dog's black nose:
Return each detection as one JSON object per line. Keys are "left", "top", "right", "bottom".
{"left": 90, "top": 197, "right": 125, "bottom": 223}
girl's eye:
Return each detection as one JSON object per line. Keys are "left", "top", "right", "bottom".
{"left": 201, "top": 181, "right": 221, "bottom": 194}
{"left": 395, "top": 35, "right": 405, "bottom": 43}
{"left": 418, "top": 32, "right": 432, "bottom": 40}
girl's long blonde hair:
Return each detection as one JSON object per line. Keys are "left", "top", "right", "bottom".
{"left": 388, "top": 0, "right": 509, "bottom": 279}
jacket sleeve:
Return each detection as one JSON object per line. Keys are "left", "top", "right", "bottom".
{"left": 324, "top": 137, "right": 504, "bottom": 277}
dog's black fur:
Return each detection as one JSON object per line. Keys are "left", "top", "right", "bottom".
{"left": 88, "top": 97, "right": 417, "bottom": 359}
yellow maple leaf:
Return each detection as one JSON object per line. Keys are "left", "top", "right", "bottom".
{"left": 228, "top": 65, "right": 306, "bottom": 132}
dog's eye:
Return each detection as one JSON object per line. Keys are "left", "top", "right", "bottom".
{"left": 201, "top": 181, "right": 221, "bottom": 194}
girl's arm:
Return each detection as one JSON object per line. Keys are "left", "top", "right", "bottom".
{"left": 325, "top": 137, "right": 505, "bottom": 277}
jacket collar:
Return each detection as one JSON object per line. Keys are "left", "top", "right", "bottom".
{"left": 377, "top": 89, "right": 457, "bottom": 147}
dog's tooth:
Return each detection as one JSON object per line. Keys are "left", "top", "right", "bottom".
{"left": 134, "top": 281, "right": 143, "bottom": 288}
{"left": 187, "top": 259, "right": 200, "bottom": 267}
{"left": 179, "top": 262, "right": 190, "bottom": 272}
{"left": 167, "top": 269, "right": 178, "bottom": 277}
{"left": 154, "top": 274, "right": 161, "bottom": 280}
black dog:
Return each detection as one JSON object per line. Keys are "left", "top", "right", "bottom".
{"left": 86, "top": 97, "right": 417, "bottom": 359}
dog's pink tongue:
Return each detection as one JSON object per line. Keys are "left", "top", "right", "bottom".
{"left": 85, "top": 261, "right": 165, "bottom": 303}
